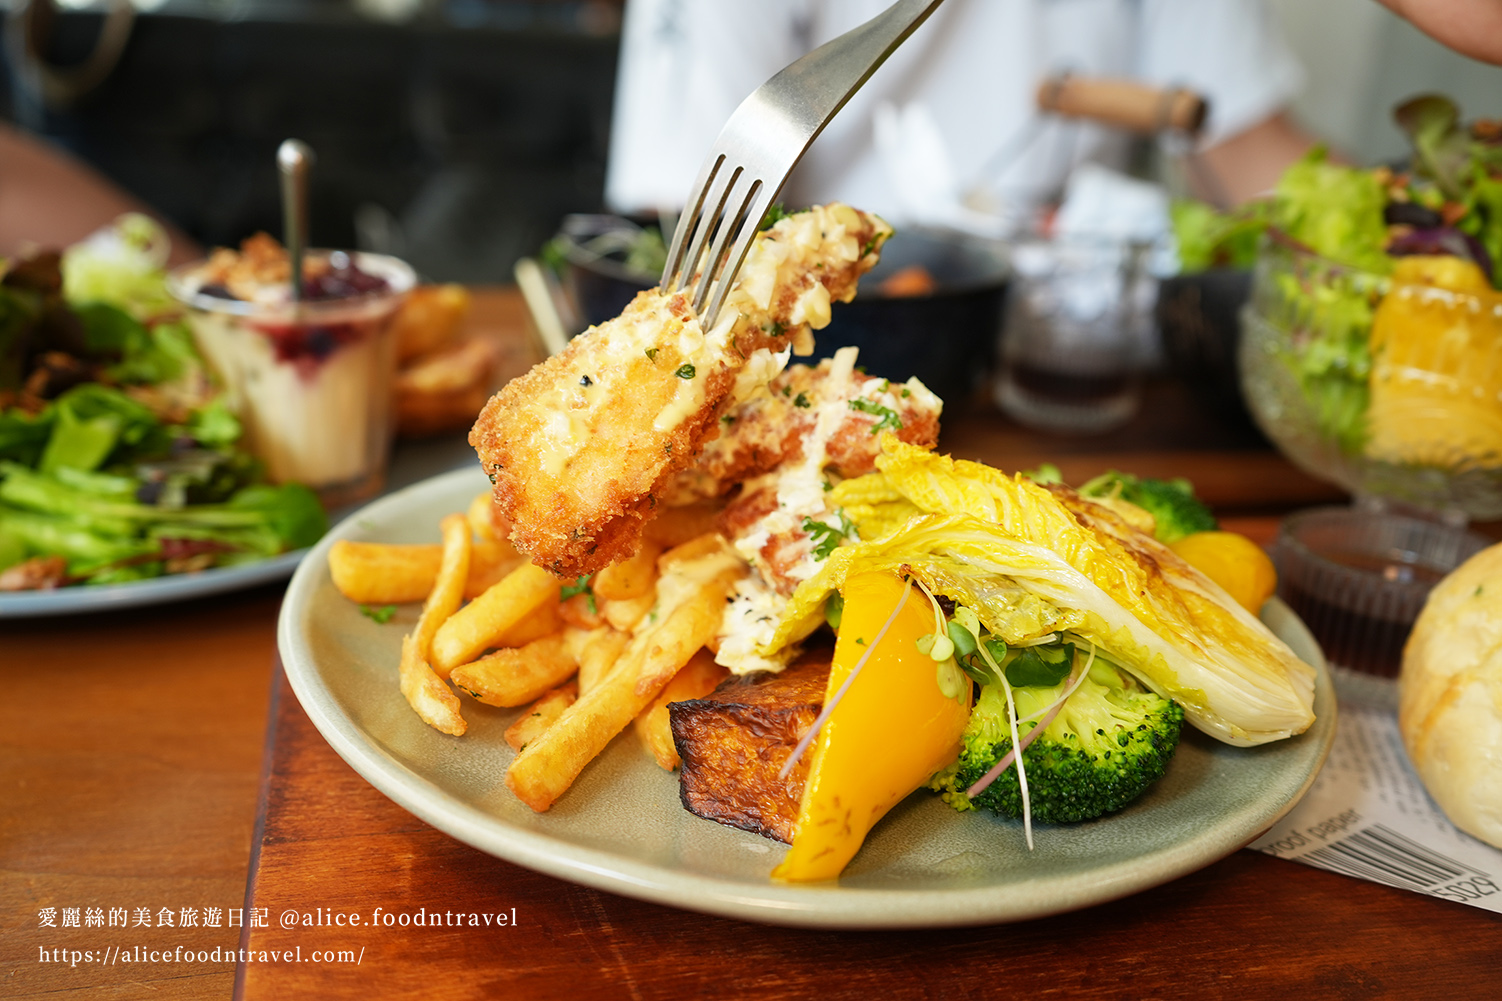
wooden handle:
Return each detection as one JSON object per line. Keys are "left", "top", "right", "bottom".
{"left": 1036, "top": 76, "right": 1207, "bottom": 137}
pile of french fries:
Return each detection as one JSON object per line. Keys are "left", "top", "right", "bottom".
{"left": 328, "top": 494, "right": 741, "bottom": 812}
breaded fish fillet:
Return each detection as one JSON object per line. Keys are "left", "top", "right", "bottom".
{"left": 666, "top": 348, "right": 943, "bottom": 506}
{"left": 470, "top": 204, "right": 891, "bottom": 577}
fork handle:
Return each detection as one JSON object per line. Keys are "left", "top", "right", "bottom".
{"left": 761, "top": 0, "right": 947, "bottom": 138}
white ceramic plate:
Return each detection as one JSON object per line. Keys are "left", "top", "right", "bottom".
{"left": 279, "top": 466, "right": 1336, "bottom": 929}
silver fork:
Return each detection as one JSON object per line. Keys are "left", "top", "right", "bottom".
{"left": 659, "top": 0, "right": 946, "bottom": 329}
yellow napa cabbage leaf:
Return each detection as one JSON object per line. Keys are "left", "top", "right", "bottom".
{"left": 769, "top": 437, "right": 1316, "bottom": 746}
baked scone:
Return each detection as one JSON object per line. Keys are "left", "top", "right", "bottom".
{"left": 1399, "top": 542, "right": 1502, "bottom": 849}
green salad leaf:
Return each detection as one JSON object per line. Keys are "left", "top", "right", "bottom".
{"left": 1275, "top": 149, "right": 1393, "bottom": 274}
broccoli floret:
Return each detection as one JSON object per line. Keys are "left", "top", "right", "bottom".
{"left": 1079, "top": 471, "right": 1216, "bottom": 544}
{"left": 931, "top": 659, "right": 1184, "bottom": 823}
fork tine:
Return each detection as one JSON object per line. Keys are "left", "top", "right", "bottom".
{"left": 702, "top": 184, "right": 777, "bottom": 329}
{"left": 660, "top": 154, "right": 724, "bottom": 291}
{"left": 665, "top": 0, "right": 946, "bottom": 317}
{"left": 691, "top": 173, "right": 761, "bottom": 317}
{"left": 678, "top": 164, "right": 742, "bottom": 298}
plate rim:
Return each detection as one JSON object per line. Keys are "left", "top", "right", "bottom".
{"left": 0, "top": 548, "right": 305, "bottom": 619}
{"left": 279, "top": 466, "right": 1336, "bottom": 929}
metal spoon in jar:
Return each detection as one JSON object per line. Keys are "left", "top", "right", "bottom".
{"left": 277, "top": 139, "right": 315, "bottom": 301}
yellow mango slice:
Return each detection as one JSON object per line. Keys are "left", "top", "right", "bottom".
{"left": 773, "top": 572, "right": 972, "bottom": 882}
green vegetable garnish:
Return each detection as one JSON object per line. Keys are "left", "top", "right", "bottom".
{"left": 560, "top": 574, "right": 597, "bottom": 614}
{"left": 361, "top": 604, "right": 397, "bottom": 624}
{"left": 802, "top": 511, "right": 857, "bottom": 561}
{"left": 1079, "top": 471, "right": 1217, "bottom": 544}
{"left": 848, "top": 398, "right": 903, "bottom": 434}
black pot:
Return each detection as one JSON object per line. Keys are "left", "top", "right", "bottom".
{"left": 553, "top": 215, "right": 658, "bottom": 329}
{"left": 1156, "top": 268, "right": 1265, "bottom": 437}
{"left": 555, "top": 219, "right": 1007, "bottom": 407}
{"left": 813, "top": 228, "right": 1007, "bottom": 406}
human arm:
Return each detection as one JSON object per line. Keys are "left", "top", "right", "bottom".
{"left": 1197, "top": 110, "right": 1321, "bottom": 206}
{"left": 1375, "top": 0, "right": 1502, "bottom": 64}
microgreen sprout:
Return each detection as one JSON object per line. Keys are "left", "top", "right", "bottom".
{"left": 973, "top": 632, "right": 1033, "bottom": 849}
{"left": 911, "top": 578, "right": 967, "bottom": 700}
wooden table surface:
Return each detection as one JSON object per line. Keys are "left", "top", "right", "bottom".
{"left": 5, "top": 289, "right": 1498, "bottom": 1000}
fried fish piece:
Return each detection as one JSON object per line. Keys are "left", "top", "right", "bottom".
{"left": 470, "top": 204, "right": 891, "bottom": 578}
{"left": 666, "top": 347, "right": 943, "bottom": 506}
{"left": 669, "top": 652, "right": 831, "bottom": 843}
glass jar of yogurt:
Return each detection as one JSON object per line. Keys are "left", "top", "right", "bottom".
{"left": 168, "top": 238, "right": 416, "bottom": 507}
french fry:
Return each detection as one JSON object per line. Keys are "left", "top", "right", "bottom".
{"left": 600, "top": 591, "right": 656, "bottom": 633}
{"left": 450, "top": 634, "right": 577, "bottom": 707}
{"left": 330, "top": 538, "right": 521, "bottom": 604}
{"left": 634, "top": 648, "right": 729, "bottom": 770}
{"left": 494, "top": 599, "right": 561, "bottom": 648}
{"left": 594, "top": 540, "right": 662, "bottom": 601}
{"left": 397, "top": 515, "right": 470, "bottom": 735}
{"left": 557, "top": 592, "right": 606, "bottom": 630}
{"left": 645, "top": 502, "right": 723, "bottom": 548}
{"left": 467, "top": 491, "right": 506, "bottom": 543}
{"left": 430, "top": 562, "right": 560, "bottom": 674}
{"left": 505, "top": 566, "right": 741, "bottom": 812}
{"left": 573, "top": 627, "right": 630, "bottom": 694}
{"left": 467, "top": 536, "right": 525, "bottom": 599}
{"left": 330, "top": 540, "right": 442, "bottom": 604}
{"left": 504, "top": 682, "right": 579, "bottom": 752}
{"left": 657, "top": 532, "right": 730, "bottom": 572}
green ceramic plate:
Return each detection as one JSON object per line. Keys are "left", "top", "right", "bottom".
{"left": 279, "top": 466, "right": 1336, "bottom": 928}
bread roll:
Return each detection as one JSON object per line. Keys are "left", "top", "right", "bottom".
{"left": 1399, "top": 542, "right": 1502, "bottom": 849}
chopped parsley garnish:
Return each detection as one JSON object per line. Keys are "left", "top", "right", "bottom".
{"left": 782, "top": 385, "right": 792, "bottom": 397}
{"left": 793, "top": 391, "right": 811, "bottom": 408}
{"left": 644, "top": 347, "right": 658, "bottom": 361}
{"left": 721, "top": 414, "right": 736, "bottom": 425}
{"left": 759, "top": 203, "right": 792, "bottom": 231}
{"left": 802, "top": 510, "right": 857, "bottom": 560}
{"left": 360, "top": 604, "right": 397, "bottom": 624}
{"left": 901, "top": 387, "right": 911, "bottom": 398}
{"left": 560, "top": 575, "right": 597, "bottom": 614}
{"left": 849, "top": 398, "right": 904, "bottom": 434}
{"left": 675, "top": 363, "right": 696, "bottom": 379}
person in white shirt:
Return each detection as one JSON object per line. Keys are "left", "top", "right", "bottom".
{"left": 606, "top": 0, "right": 1315, "bottom": 227}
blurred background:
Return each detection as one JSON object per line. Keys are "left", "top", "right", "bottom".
{"left": 2, "top": 0, "right": 1499, "bottom": 283}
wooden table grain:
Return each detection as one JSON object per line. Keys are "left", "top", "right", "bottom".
{"left": 236, "top": 663, "right": 1502, "bottom": 1000}
{"left": 7, "top": 288, "right": 1498, "bottom": 1001}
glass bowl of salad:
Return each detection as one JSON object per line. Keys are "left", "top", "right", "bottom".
{"left": 1241, "top": 233, "right": 1502, "bottom": 520}
{"left": 1231, "top": 94, "right": 1502, "bottom": 520}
